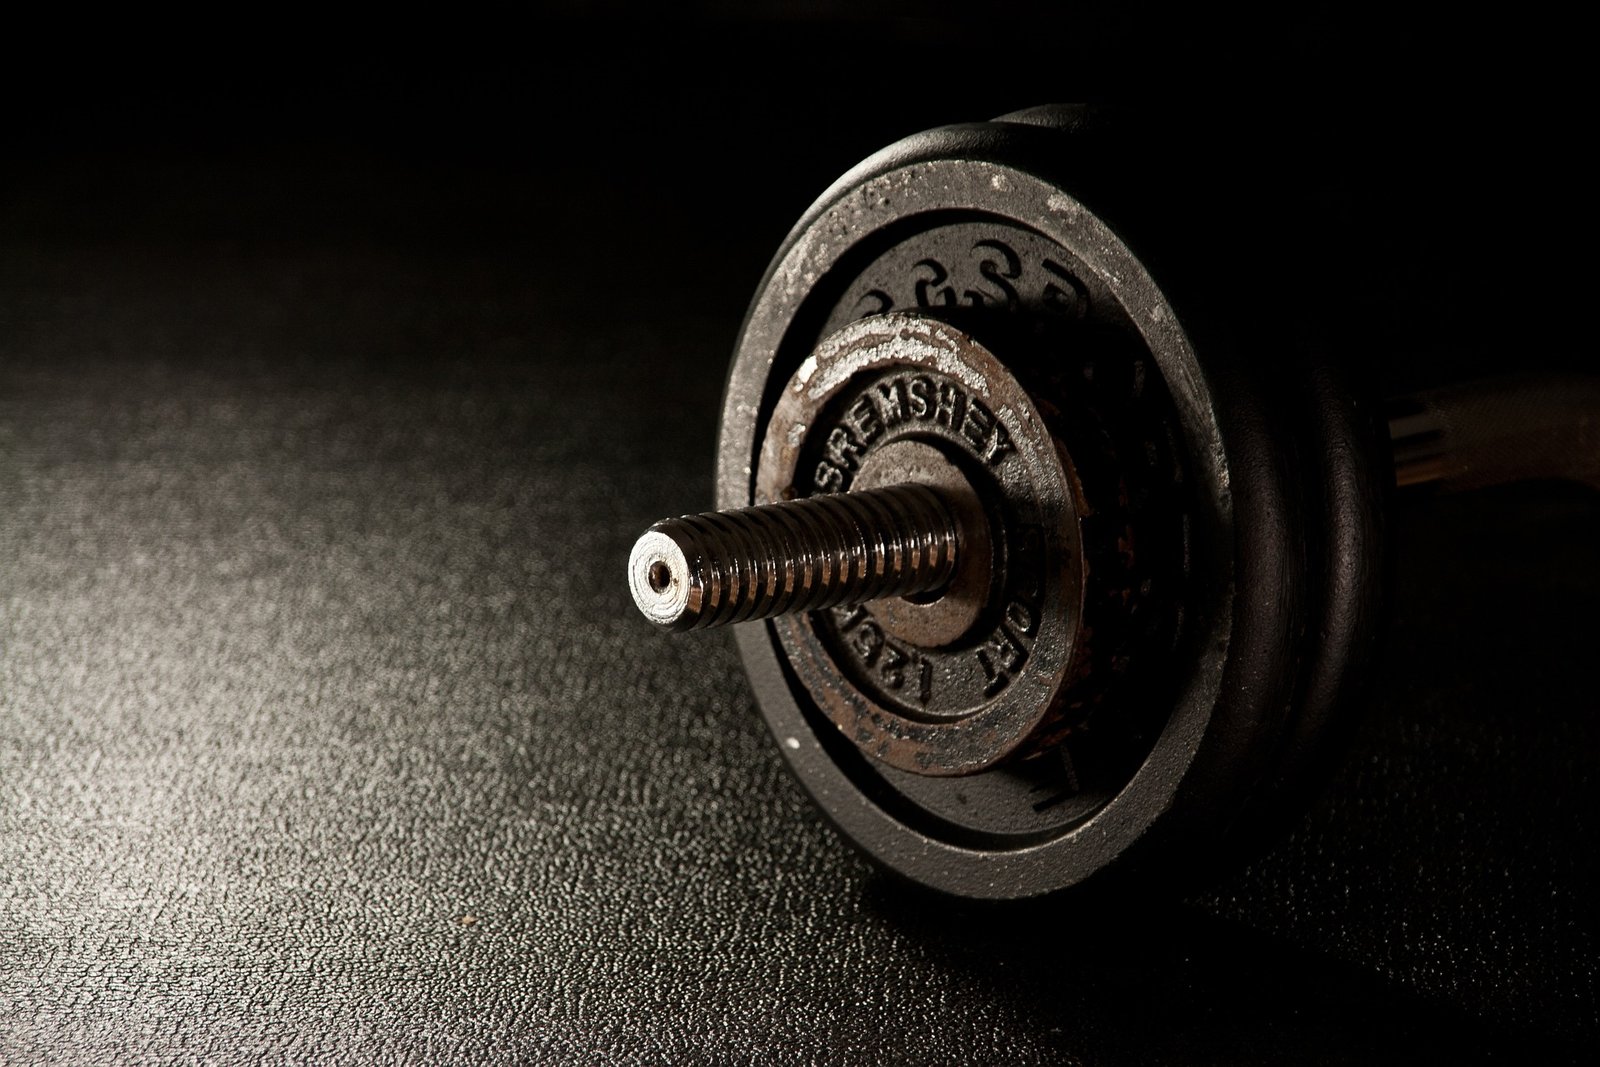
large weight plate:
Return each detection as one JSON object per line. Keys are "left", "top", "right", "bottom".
{"left": 718, "top": 113, "right": 1379, "bottom": 898}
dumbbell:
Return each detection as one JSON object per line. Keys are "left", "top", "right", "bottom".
{"left": 626, "top": 105, "right": 1600, "bottom": 900}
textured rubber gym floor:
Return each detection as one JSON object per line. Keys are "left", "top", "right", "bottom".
{"left": 2, "top": 41, "right": 1595, "bottom": 1065}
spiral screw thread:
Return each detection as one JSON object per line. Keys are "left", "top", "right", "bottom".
{"left": 628, "top": 484, "right": 961, "bottom": 631}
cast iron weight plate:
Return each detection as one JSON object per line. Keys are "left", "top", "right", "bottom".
{"left": 756, "top": 314, "right": 1083, "bottom": 778}
{"left": 713, "top": 108, "right": 1389, "bottom": 899}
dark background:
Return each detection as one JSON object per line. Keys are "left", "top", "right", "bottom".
{"left": 2, "top": 13, "right": 1594, "bottom": 1064}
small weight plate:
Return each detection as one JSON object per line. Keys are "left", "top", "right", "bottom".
{"left": 756, "top": 312, "right": 1084, "bottom": 776}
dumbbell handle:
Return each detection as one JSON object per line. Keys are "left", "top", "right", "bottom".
{"left": 628, "top": 375, "right": 1599, "bottom": 632}
{"left": 1391, "top": 375, "right": 1600, "bottom": 493}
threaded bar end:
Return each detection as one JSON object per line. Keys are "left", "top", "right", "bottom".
{"left": 628, "top": 484, "right": 961, "bottom": 632}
